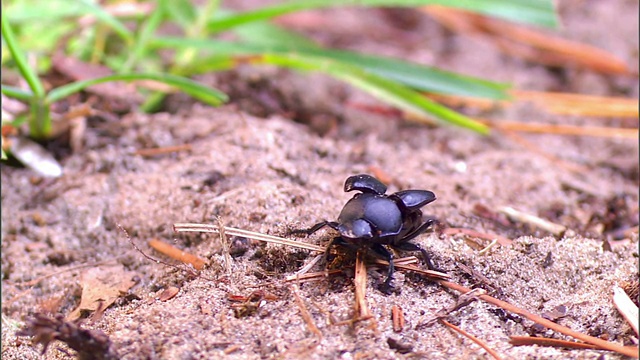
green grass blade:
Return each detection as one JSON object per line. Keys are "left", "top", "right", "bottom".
{"left": 29, "top": 99, "right": 52, "bottom": 138}
{"left": 4, "top": 0, "right": 89, "bottom": 22}
{"left": 45, "top": 74, "right": 228, "bottom": 106}
{"left": 207, "top": 0, "right": 558, "bottom": 33}
{"left": 1, "top": 12, "right": 45, "bottom": 98}
{"left": 76, "top": 0, "right": 134, "bottom": 43}
{"left": 258, "top": 53, "right": 489, "bottom": 133}
{"left": 1, "top": 85, "right": 34, "bottom": 101}
{"left": 120, "top": 3, "right": 165, "bottom": 73}
{"left": 163, "top": 0, "right": 198, "bottom": 28}
{"left": 232, "top": 22, "right": 321, "bottom": 50}
{"left": 151, "top": 37, "right": 508, "bottom": 99}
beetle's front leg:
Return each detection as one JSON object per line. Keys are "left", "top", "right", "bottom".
{"left": 370, "top": 243, "right": 395, "bottom": 294}
{"left": 394, "top": 241, "right": 443, "bottom": 273}
{"left": 288, "top": 221, "right": 340, "bottom": 236}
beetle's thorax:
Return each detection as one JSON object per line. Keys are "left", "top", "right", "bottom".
{"left": 337, "top": 193, "right": 404, "bottom": 240}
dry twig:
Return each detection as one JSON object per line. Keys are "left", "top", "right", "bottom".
{"left": 173, "top": 223, "right": 324, "bottom": 252}
{"left": 423, "top": 6, "right": 632, "bottom": 75}
{"left": 134, "top": 144, "right": 192, "bottom": 157}
{"left": 438, "top": 280, "right": 639, "bottom": 358}
{"left": 441, "top": 319, "right": 503, "bottom": 360}
{"left": 443, "top": 228, "right": 512, "bottom": 246}
{"left": 354, "top": 250, "right": 371, "bottom": 320}
{"left": 613, "top": 285, "right": 639, "bottom": 335}
{"left": 216, "top": 217, "right": 232, "bottom": 275}
{"left": 391, "top": 305, "right": 404, "bottom": 333}
{"left": 148, "top": 238, "right": 206, "bottom": 270}
{"left": 509, "top": 336, "right": 600, "bottom": 350}
{"left": 291, "top": 284, "right": 323, "bottom": 338}
{"left": 498, "top": 206, "right": 567, "bottom": 236}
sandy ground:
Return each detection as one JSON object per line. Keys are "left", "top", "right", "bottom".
{"left": 2, "top": 1, "right": 639, "bottom": 359}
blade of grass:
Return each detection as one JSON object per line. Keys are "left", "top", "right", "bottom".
{"left": 289, "top": 48, "right": 510, "bottom": 99}
{"left": 206, "top": 0, "right": 557, "bottom": 34}
{"left": 1, "top": 85, "right": 34, "bottom": 101}
{"left": 1, "top": 12, "right": 45, "bottom": 98}
{"left": 76, "top": 0, "right": 134, "bottom": 44}
{"left": 172, "top": 0, "right": 222, "bottom": 70}
{"left": 151, "top": 37, "right": 509, "bottom": 99}
{"left": 255, "top": 53, "right": 489, "bottom": 133}
{"left": 230, "top": 23, "right": 510, "bottom": 99}
{"left": 232, "top": 21, "right": 321, "bottom": 50}
{"left": 163, "top": 0, "right": 198, "bottom": 28}
{"left": 120, "top": 3, "right": 165, "bottom": 73}
{"left": 46, "top": 74, "right": 228, "bottom": 106}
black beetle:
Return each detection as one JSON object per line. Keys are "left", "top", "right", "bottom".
{"left": 295, "top": 174, "right": 440, "bottom": 293}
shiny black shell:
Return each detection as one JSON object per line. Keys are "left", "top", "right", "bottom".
{"left": 337, "top": 193, "right": 403, "bottom": 239}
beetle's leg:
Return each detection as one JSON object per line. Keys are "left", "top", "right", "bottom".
{"left": 289, "top": 221, "right": 340, "bottom": 236}
{"left": 322, "top": 236, "right": 345, "bottom": 264}
{"left": 370, "top": 243, "right": 395, "bottom": 293}
{"left": 399, "top": 218, "right": 436, "bottom": 243}
{"left": 393, "top": 241, "right": 442, "bottom": 272}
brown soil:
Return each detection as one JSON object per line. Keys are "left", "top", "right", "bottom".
{"left": 2, "top": 2, "right": 638, "bottom": 359}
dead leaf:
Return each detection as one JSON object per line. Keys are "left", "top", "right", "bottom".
{"left": 67, "top": 265, "right": 137, "bottom": 321}
{"left": 9, "top": 137, "right": 63, "bottom": 178}
{"left": 158, "top": 286, "right": 180, "bottom": 301}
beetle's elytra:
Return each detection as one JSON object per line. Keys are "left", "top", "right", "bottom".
{"left": 295, "top": 174, "right": 441, "bottom": 293}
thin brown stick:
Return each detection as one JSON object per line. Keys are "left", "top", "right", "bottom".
{"left": 427, "top": 91, "right": 640, "bottom": 118}
{"left": 118, "top": 224, "right": 212, "bottom": 280}
{"left": 291, "top": 284, "right": 323, "bottom": 338}
{"left": 393, "top": 263, "right": 451, "bottom": 281}
{"left": 443, "top": 228, "right": 512, "bottom": 246}
{"left": 354, "top": 250, "right": 370, "bottom": 319}
{"left": 148, "top": 238, "right": 206, "bottom": 270}
{"left": 217, "top": 217, "right": 232, "bottom": 275}
{"left": 422, "top": 6, "right": 632, "bottom": 75}
{"left": 498, "top": 206, "right": 567, "bottom": 236}
{"left": 488, "top": 121, "right": 638, "bottom": 139}
{"left": 613, "top": 286, "right": 639, "bottom": 335}
{"left": 438, "top": 280, "right": 639, "bottom": 358}
{"left": 441, "top": 319, "right": 503, "bottom": 360}
{"left": 285, "top": 269, "right": 344, "bottom": 283}
{"left": 392, "top": 305, "right": 404, "bottom": 333}
{"left": 498, "top": 129, "right": 589, "bottom": 174}
{"left": 134, "top": 144, "right": 192, "bottom": 157}
{"left": 512, "top": 90, "right": 640, "bottom": 118}
{"left": 9, "top": 259, "right": 120, "bottom": 287}
{"left": 509, "top": 336, "right": 600, "bottom": 350}
{"left": 284, "top": 256, "right": 424, "bottom": 283}
{"left": 174, "top": 223, "right": 324, "bottom": 252}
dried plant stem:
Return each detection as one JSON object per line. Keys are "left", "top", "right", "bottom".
{"left": 427, "top": 91, "right": 640, "bottom": 118}
{"left": 613, "top": 286, "right": 639, "bottom": 335}
{"left": 217, "top": 217, "right": 232, "bottom": 275}
{"left": 499, "top": 129, "right": 589, "bottom": 174}
{"left": 443, "top": 228, "right": 512, "bottom": 246}
{"left": 10, "top": 259, "right": 120, "bottom": 288}
{"left": 134, "top": 144, "right": 192, "bottom": 157}
{"left": 174, "top": 223, "right": 324, "bottom": 252}
{"left": 354, "top": 250, "right": 371, "bottom": 319}
{"left": 498, "top": 206, "right": 567, "bottom": 236}
{"left": 512, "top": 90, "right": 640, "bottom": 118}
{"left": 439, "top": 280, "right": 639, "bottom": 358}
{"left": 488, "top": 121, "right": 638, "bottom": 139}
{"left": 423, "top": 6, "right": 631, "bottom": 75}
{"left": 391, "top": 305, "right": 404, "bottom": 333}
{"left": 285, "top": 269, "right": 344, "bottom": 283}
{"left": 441, "top": 319, "right": 503, "bottom": 360}
{"left": 149, "top": 238, "right": 206, "bottom": 270}
{"left": 509, "top": 336, "right": 600, "bottom": 350}
{"left": 291, "top": 283, "right": 322, "bottom": 338}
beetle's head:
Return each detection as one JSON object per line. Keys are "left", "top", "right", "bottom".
{"left": 338, "top": 219, "right": 373, "bottom": 240}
